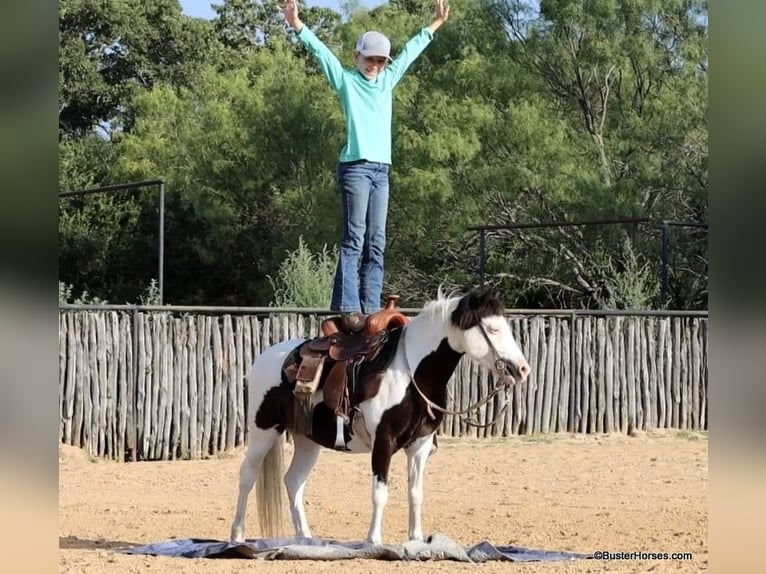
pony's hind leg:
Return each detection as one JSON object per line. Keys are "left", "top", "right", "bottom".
{"left": 404, "top": 432, "right": 435, "bottom": 541}
{"left": 230, "top": 427, "right": 282, "bottom": 543}
{"left": 283, "top": 433, "right": 321, "bottom": 537}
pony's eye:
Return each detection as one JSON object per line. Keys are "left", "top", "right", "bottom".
{"left": 487, "top": 326, "right": 499, "bottom": 335}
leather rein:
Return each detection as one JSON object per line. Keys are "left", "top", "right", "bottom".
{"left": 402, "top": 323, "right": 522, "bottom": 429}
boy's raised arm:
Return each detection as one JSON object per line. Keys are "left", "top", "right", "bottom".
{"left": 386, "top": 0, "right": 450, "bottom": 87}
{"left": 281, "top": 0, "right": 345, "bottom": 91}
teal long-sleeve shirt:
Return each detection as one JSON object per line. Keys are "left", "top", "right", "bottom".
{"left": 296, "top": 26, "right": 434, "bottom": 165}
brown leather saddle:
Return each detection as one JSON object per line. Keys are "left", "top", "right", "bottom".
{"left": 288, "top": 296, "right": 409, "bottom": 436}
{"left": 318, "top": 294, "right": 409, "bottom": 338}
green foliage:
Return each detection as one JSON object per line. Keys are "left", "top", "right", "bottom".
{"left": 455, "top": 0, "right": 708, "bottom": 308}
{"left": 58, "top": 0, "right": 707, "bottom": 310}
{"left": 58, "top": 281, "right": 72, "bottom": 305}
{"left": 59, "top": 279, "right": 162, "bottom": 305}
{"left": 140, "top": 279, "right": 162, "bottom": 305}
{"left": 58, "top": 280, "right": 108, "bottom": 305}
{"left": 59, "top": 134, "right": 119, "bottom": 190}
{"left": 59, "top": 0, "right": 222, "bottom": 138}
{"left": 596, "top": 237, "right": 660, "bottom": 310}
{"left": 58, "top": 187, "right": 151, "bottom": 304}
{"left": 268, "top": 237, "right": 338, "bottom": 307}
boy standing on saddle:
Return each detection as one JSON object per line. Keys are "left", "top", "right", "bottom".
{"left": 281, "top": 0, "right": 450, "bottom": 328}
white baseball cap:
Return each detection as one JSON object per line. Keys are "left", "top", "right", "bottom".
{"left": 355, "top": 31, "right": 392, "bottom": 61}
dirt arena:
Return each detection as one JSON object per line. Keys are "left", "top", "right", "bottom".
{"left": 59, "top": 430, "right": 708, "bottom": 573}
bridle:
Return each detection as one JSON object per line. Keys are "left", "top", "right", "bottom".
{"left": 402, "top": 321, "right": 525, "bottom": 427}
{"left": 476, "top": 321, "right": 523, "bottom": 384}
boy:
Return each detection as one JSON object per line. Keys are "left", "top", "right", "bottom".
{"left": 281, "top": 0, "right": 450, "bottom": 328}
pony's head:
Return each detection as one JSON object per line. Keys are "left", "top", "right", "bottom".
{"left": 447, "top": 288, "right": 531, "bottom": 385}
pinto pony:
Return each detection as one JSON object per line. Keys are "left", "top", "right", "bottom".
{"left": 230, "top": 288, "right": 530, "bottom": 545}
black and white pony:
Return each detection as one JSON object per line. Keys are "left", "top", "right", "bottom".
{"left": 230, "top": 288, "right": 530, "bottom": 545}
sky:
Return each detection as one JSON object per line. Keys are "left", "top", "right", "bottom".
{"left": 179, "top": 0, "right": 387, "bottom": 20}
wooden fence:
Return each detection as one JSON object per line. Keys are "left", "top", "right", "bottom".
{"left": 58, "top": 309, "right": 707, "bottom": 461}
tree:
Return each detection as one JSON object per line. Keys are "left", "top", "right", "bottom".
{"left": 213, "top": 0, "right": 342, "bottom": 57}
{"left": 460, "top": 0, "right": 708, "bottom": 308}
{"left": 59, "top": 0, "right": 221, "bottom": 138}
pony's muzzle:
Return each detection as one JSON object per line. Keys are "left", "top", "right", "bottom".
{"left": 496, "top": 358, "right": 531, "bottom": 385}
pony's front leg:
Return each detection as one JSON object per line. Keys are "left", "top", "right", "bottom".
{"left": 367, "top": 436, "right": 395, "bottom": 545}
{"left": 405, "top": 433, "right": 435, "bottom": 541}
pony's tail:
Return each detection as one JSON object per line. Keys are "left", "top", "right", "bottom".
{"left": 255, "top": 432, "right": 285, "bottom": 538}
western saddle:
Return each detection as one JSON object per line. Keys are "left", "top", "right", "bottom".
{"left": 291, "top": 296, "right": 409, "bottom": 448}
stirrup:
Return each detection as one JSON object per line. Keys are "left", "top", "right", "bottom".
{"left": 333, "top": 415, "right": 348, "bottom": 450}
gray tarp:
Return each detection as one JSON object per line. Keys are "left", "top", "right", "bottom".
{"left": 120, "top": 533, "right": 591, "bottom": 562}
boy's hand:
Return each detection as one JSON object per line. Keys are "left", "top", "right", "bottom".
{"left": 434, "top": 0, "right": 450, "bottom": 23}
{"left": 280, "top": 0, "right": 303, "bottom": 32}
{"left": 427, "top": 0, "right": 449, "bottom": 33}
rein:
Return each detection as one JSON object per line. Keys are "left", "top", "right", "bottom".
{"left": 402, "top": 324, "right": 518, "bottom": 428}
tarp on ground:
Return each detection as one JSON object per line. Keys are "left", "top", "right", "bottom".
{"left": 120, "top": 533, "right": 592, "bottom": 562}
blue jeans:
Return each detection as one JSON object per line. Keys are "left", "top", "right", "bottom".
{"left": 330, "top": 161, "right": 390, "bottom": 314}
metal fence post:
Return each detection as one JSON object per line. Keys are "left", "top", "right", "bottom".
{"left": 158, "top": 181, "right": 165, "bottom": 305}
{"left": 129, "top": 306, "right": 138, "bottom": 462}
{"left": 661, "top": 222, "right": 669, "bottom": 305}
{"left": 479, "top": 229, "right": 486, "bottom": 287}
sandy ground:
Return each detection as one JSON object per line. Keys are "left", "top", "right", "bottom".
{"left": 59, "top": 430, "right": 708, "bottom": 573}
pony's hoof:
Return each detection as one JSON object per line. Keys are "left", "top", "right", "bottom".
{"left": 367, "top": 535, "right": 383, "bottom": 546}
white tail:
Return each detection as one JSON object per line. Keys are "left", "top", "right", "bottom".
{"left": 255, "top": 433, "right": 285, "bottom": 537}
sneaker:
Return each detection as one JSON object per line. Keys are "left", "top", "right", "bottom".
{"left": 340, "top": 312, "right": 367, "bottom": 333}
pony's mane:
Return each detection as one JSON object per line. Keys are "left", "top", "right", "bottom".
{"left": 416, "top": 286, "right": 507, "bottom": 331}
{"left": 418, "top": 286, "right": 463, "bottom": 325}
